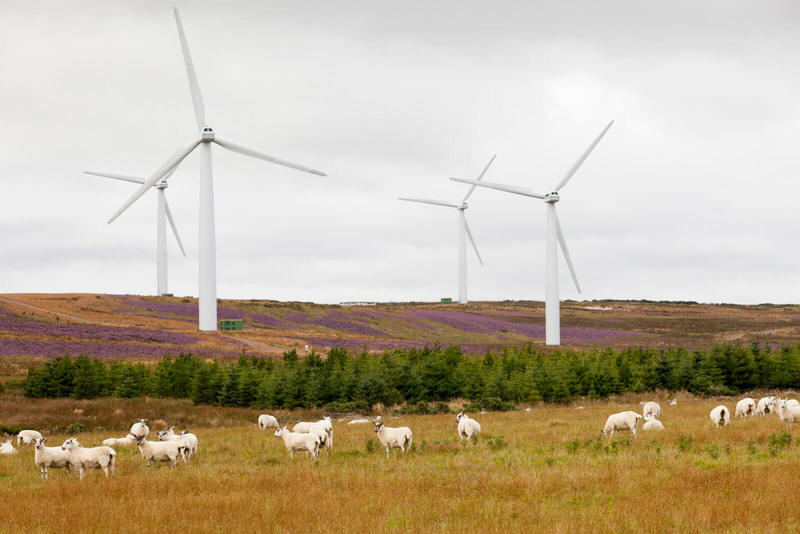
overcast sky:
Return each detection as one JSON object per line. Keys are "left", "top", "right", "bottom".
{"left": 1, "top": 1, "right": 799, "bottom": 305}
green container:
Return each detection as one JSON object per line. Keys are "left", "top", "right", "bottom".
{"left": 220, "top": 319, "right": 243, "bottom": 331}
{"left": 440, "top": 297, "right": 453, "bottom": 304}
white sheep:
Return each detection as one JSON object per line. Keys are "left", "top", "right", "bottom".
{"left": 642, "top": 414, "right": 664, "bottom": 431}
{"left": 274, "top": 426, "right": 320, "bottom": 459}
{"left": 786, "top": 399, "right": 800, "bottom": 409}
{"left": 601, "top": 411, "right": 642, "bottom": 439}
{"left": 102, "top": 434, "right": 138, "bottom": 448}
{"left": 157, "top": 426, "right": 199, "bottom": 462}
{"left": 293, "top": 417, "right": 334, "bottom": 454}
{"left": 0, "top": 439, "right": 18, "bottom": 455}
{"left": 455, "top": 412, "right": 481, "bottom": 443}
{"left": 134, "top": 434, "right": 185, "bottom": 467}
{"left": 61, "top": 437, "right": 116, "bottom": 480}
{"left": 642, "top": 401, "right": 661, "bottom": 420}
{"left": 347, "top": 418, "right": 370, "bottom": 425}
{"left": 709, "top": 405, "right": 730, "bottom": 428}
{"left": 33, "top": 437, "right": 73, "bottom": 480}
{"left": 776, "top": 399, "right": 800, "bottom": 428}
{"left": 17, "top": 429, "right": 43, "bottom": 447}
{"left": 755, "top": 396, "right": 777, "bottom": 416}
{"left": 130, "top": 419, "right": 150, "bottom": 439}
{"left": 258, "top": 414, "right": 279, "bottom": 430}
{"left": 669, "top": 398, "right": 678, "bottom": 406}
{"left": 372, "top": 421, "right": 413, "bottom": 458}
{"left": 734, "top": 398, "right": 756, "bottom": 419}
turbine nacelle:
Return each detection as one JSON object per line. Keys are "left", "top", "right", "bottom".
{"left": 458, "top": 201, "right": 468, "bottom": 210}
{"left": 155, "top": 179, "right": 169, "bottom": 189}
{"left": 543, "top": 192, "right": 560, "bottom": 203}
{"left": 201, "top": 126, "right": 215, "bottom": 141}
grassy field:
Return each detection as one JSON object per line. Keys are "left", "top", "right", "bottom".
{"left": 3, "top": 393, "right": 800, "bottom": 533}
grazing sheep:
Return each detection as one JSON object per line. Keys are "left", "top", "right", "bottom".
{"left": 102, "top": 434, "right": 138, "bottom": 448}
{"left": 602, "top": 411, "right": 642, "bottom": 439}
{"left": 776, "top": 399, "right": 800, "bottom": 428}
{"left": 755, "top": 396, "right": 777, "bottom": 416}
{"left": 17, "top": 430, "right": 43, "bottom": 447}
{"left": 293, "top": 417, "right": 334, "bottom": 453}
{"left": 669, "top": 398, "right": 678, "bottom": 406}
{"left": 135, "top": 434, "right": 185, "bottom": 468}
{"left": 347, "top": 418, "right": 370, "bottom": 425}
{"left": 786, "top": 399, "right": 800, "bottom": 409}
{"left": 0, "top": 439, "right": 18, "bottom": 455}
{"left": 130, "top": 419, "right": 150, "bottom": 439}
{"left": 61, "top": 437, "right": 116, "bottom": 480}
{"left": 33, "top": 437, "right": 72, "bottom": 480}
{"left": 455, "top": 412, "right": 481, "bottom": 443}
{"left": 642, "top": 414, "right": 664, "bottom": 431}
{"left": 642, "top": 402, "right": 661, "bottom": 420}
{"left": 372, "top": 421, "right": 413, "bottom": 458}
{"left": 274, "top": 426, "right": 320, "bottom": 459}
{"left": 258, "top": 414, "right": 279, "bottom": 430}
{"left": 709, "top": 405, "right": 730, "bottom": 428}
{"left": 735, "top": 398, "right": 756, "bottom": 419}
{"left": 157, "top": 426, "right": 199, "bottom": 462}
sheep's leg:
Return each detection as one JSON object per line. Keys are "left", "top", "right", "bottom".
{"left": 385, "top": 446, "right": 390, "bottom": 459}
{"left": 289, "top": 450, "right": 295, "bottom": 459}
{"left": 41, "top": 466, "right": 46, "bottom": 480}
{"left": 102, "top": 465, "right": 109, "bottom": 478}
{"left": 79, "top": 467, "right": 85, "bottom": 480}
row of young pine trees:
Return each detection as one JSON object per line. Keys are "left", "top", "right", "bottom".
{"left": 20, "top": 343, "right": 800, "bottom": 410}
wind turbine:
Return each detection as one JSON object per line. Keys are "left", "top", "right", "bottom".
{"left": 450, "top": 121, "right": 613, "bottom": 345}
{"left": 102, "top": 8, "right": 326, "bottom": 331}
{"left": 399, "top": 155, "right": 495, "bottom": 304}
{"left": 85, "top": 167, "right": 186, "bottom": 296}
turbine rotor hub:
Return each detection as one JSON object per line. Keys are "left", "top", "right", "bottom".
{"left": 201, "top": 126, "right": 215, "bottom": 141}
{"left": 544, "top": 192, "right": 560, "bottom": 203}
{"left": 458, "top": 202, "right": 468, "bottom": 210}
{"left": 155, "top": 180, "right": 168, "bottom": 189}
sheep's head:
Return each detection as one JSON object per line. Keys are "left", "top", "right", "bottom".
{"left": 274, "top": 427, "right": 286, "bottom": 438}
{"left": 135, "top": 434, "right": 146, "bottom": 445}
{"left": 35, "top": 437, "right": 46, "bottom": 448}
{"left": 61, "top": 437, "right": 79, "bottom": 450}
{"left": 455, "top": 412, "right": 464, "bottom": 422}
{"left": 373, "top": 421, "right": 384, "bottom": 433}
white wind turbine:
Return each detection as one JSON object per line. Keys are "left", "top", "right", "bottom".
{"left": 450, "top": 121, "right": 613, "bottom": 345}
{"left": 102, "top": 8, "right": 326, "bottom": 331}
{"left": 85, "top": 167, "right": 186, "bottom": 296}
{"left": 399, "top": 155, "right": 495, "bottom": 304}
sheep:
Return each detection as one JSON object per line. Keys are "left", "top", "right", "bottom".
{"left": 33, "top": 437, "right": 73, "bottom": 480}
{"left": 0, "top": 439, "right": 18, "bottom": 455}
{"left": 293, "top": 417, "right": 334, "bottom": 453}
{"left": 669, "top": 398, "right": 678, "bottom": 406}
{"left": 642, "top": 401, "right": 661, "bottom": 420}
{"left": 755, "top": 396, "right": 777, "bottom": 416}
{"left": 642, "top": 414, "right": 664, "bottom": 431}
{"left": 274, "top": 426, "right": 320, "bottom": 459}
{"left": 157, "top": 426, "right": 199, "bottom": 462}
{"left": 734, "top": 398, "right": 756, "bottom": 419}
{"left": 258, "top": 414, "right": 279, "bottom": 430}
{"left": 134, "top": 434, "right": 185, "bottom": 468}
{"left": 61, "top": 437, "right": 116, "bottom": 480}
{"left": 601, "top": 411, "right": 642, "bottom": 439}
{"left": 347, "top": 418, "right": 370, "bottom": 425}
{"left": 102, "top": 434, "right": 138, "bottom": 448}
{"left": 787, "top": 399, "right": 800, "bottom": 409}
{"left": 776, "top": 399, "right": 800, "bottom": 429}
{"left": 455, "top": 412, "right": 481, "bottom": 443}
{"left": 17, "top": 429, "right": 43, "bottom": 447}
{"left": 709, "top": 405, "right": 730, "bottom": 428}
{"left": 372, "top": 421, "right": 413, "bottom": 458}
{"left": 130, "top": 419, "right": 150, "bottom": 439}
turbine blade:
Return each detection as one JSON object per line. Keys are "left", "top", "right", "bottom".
{"left": 107, "top": 138, "right": 201, "bottom": 224}
{"left": 174, "top": 8, "right": 206, "bottom": 130}
{"left": 84, "top": 171, "right": 146, "bottom": 185}
{"left": 463, "top": 216, "right": 484, "bottom": 266}
{"left": 553, "top": 120, "right": 614, "bottom": 192}
{"left": 164, "top": 196, "right": 187, "bottom": 257}
{"left": 553, "top": 207, "right": 581, "bottom": 293}
{"left": 462, "top": 154, "right": 496, "bottom": 202}
{"left": 449, "top": 178, "right": 545, "bottom": 199}
{"left": 398, "top": 197, "right": 459, "bottom": 209}
{"left": 213, "top": 137, "right": 326, "bottom": 176}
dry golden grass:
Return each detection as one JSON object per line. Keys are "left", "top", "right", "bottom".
{"left": 3, "top": 395, "right": 800, "bottom": 533}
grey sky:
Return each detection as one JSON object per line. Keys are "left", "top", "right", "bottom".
{"left": 1, "top": 1, "right": 799, "bottom": 304}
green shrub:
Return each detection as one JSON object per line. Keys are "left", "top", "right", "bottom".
{"left": 768, "top": 430, "right": 792, "bottom": 456}
{"left": 486, "top": 435, "right": 507, "bottom": 451}
{"left": 678, "top": 434, "right": 693, "bottom": 453}
{"left": 66, "top": 423, "right": 86, "bottom": 434}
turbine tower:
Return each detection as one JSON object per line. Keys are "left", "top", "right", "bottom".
{"left": 102, "top": 8, "right": 326, "bottom": 331}
{"left": 85, "top": 167, "right": 186, "bottom": 296}
{"left": 450, "top": 121, "right": 613, "bottom": 345}
{"left": 399, "top": 155, "right": 495, "bottom": 304}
